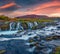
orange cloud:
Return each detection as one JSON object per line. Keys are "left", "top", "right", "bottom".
{"left": 0, "top": 2, "right": 16, "bottom": 9}
{"left": 7, "top": 0, "right": 60, "bottom": 17}
{"left": 27, "top": 1, "right": 60, "bottom": 16}
{"left": 0, "top": 0, "right": 60, "bottom": 17}
{"left": 34, "top": 1, "right": 60, "bottom": 11}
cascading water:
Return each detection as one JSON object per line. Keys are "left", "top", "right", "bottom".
{"left": 8, "top": 21, "right": 39, "bottom": 31}
{"left": 9, "top": 22, "right": 16, "bottom": 31}
{"left": 10, "top": 22, "right": 12, "bottom": 31}
{"left": 27, "top": 22, "right": 33, "bottom": 29}
{"left": 16, "top": 22, "right": 20, "bottom": 30}
{"left": 16, "top": 22, "right": 24, "bottom": 30}
{"left": 34, "top": 22, "right": 38, "bottom": 26}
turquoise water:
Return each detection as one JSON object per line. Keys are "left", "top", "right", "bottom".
{"left": 0, "top": 24, "right": 60, "bottom": 54}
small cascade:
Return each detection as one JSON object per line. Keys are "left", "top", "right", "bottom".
{"left": 16, "top": 22, "right": 24, "bottom": 30}
{"left": 16, "top": 22, "right": 20, "bottom": 30}
{"left": 34, "top": 22, "right": 38, "bottom": 26}
{"left": 10, "top": 22, "right": 12, "bottom": 30}
{"left": 9, "top": 22, "right": 16, "bottom": 31}
{"left": 27, "top": 22, "right": 33, "bottom": 29}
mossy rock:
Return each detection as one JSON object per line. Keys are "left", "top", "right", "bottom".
{"left": 0, "top": 50, "right": 6, "bottom": 54}
{"left": 32, "top": 26, "right": 37, "bottom": 30}
{"left": 29, "top": 38, "right": 34, "bottom": 43}
{"left": 1, "top": 24, "right": 9, "bottom": 30}
{"left": 29, "top": 39, "right": 34, "bottom": 43}
{"left": 21, "top": 22, "right": 28, "bottom": 29}
{"left": 54, "top": 47, "right": 60, "bottom": 54}
{"left": 17, "top": 30, "right": 22, "bottom": 33}
{"left": 46, "top": 37, "right": 53, "bottom": 41}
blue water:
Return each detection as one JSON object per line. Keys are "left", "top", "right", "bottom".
{"left": 0, "top": 25, "right": 60, "bottom": 54}
{"left": 0, "top": 39, "right": 31, "bottom": 54}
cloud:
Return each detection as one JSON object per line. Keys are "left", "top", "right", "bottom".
{"left": 33, "top": 1, "right": 60, "bottom": 11}
{"left": 14, "top": 0, "right": 51, "bottom": 7}
{"left": 0, "top": 0, "right": 60, "bottom": 17}
{"left": 26, "top": 1, "right": 60, "bottom": 16}
{"left": 0, "top": 2, "right": 16, "bottom": 9}
{"left": 0, "top": 2, "right": 18, "bottom": 9}
{"left": 0, "top": 2, "right": 21, "bottom": 12}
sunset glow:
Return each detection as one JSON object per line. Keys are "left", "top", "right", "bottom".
{"left": 49, "top": 13, "right": 60, "bottom": 17}
{"left": 0, "top": 0, "right": 60, "bottom": 17}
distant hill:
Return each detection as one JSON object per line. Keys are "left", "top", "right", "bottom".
{"left": 16, "top": 14, "right": 48, "bottom": 18}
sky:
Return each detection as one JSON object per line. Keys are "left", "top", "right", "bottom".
{"left": 0, "top": 0, "right": 60, "bottom": 17}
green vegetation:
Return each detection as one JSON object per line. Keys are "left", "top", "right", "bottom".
{"left": 54, "top": 47, "right": 60, "bottom": 54}
{"left": 17, "top": 18, "right": 53, "bottom": 23}
{"left": 0, "top": 15, "right": 10, "bottom": 21}
{"left": 21, "top": 22, "right": 28, "bottom": 29}
{"left": 32, "top": 26, "right": 37, "bottom": 30}
{"left": 0, "top": 15, "right": 53, "bottom": 22}
{"left": 0, "top": 50, "right": 6, "bottom": 54}
{"left": 0, "top": 15, "right": 56, "bottom": 30}
{"left": 0, "top": 24, "right": 9, "bottom": 30}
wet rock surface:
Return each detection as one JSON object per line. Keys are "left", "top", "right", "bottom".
{"left": 0, "top": 21, "right": 60, "bottom": 54}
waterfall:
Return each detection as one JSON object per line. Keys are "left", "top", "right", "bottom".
{"left": 34, "top": 22, "right": 38, "bottom": 26}
{"left": 16, "top": 22, "right": 20, "bottom": 30}
{"left": 10, "top": 22, "right": 12, "bottom": 30}
{"left": 9, "top": 22, "right": 16, "bottom": 31}
{"left": 9, "top": 21, "right": 38, "bottom": 30}
{"left": 27, "top": 22, "right": 33, "bottom": 29}
{"left": 16, "top": 22, "right": 24, "bottom": 30}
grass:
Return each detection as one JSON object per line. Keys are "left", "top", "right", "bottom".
{"left": 0, "top": 17, "right": 53, "bottom": 23}
{"left": 17, "top": 18, "right": 53, "bottom": 23}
